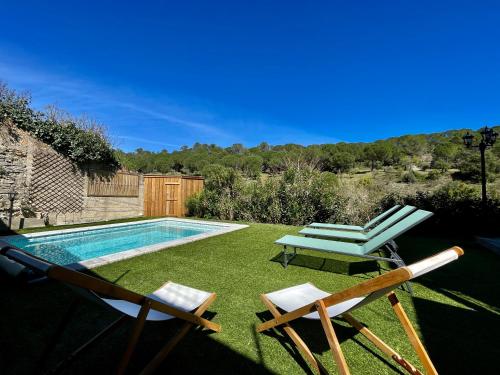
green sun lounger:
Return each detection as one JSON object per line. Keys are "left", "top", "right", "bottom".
{"left": 300, "top": 205, "right": 417, "bottom": 242}
{"left": 307, "top": 205, "right": 401, "bottom": 232}
{"left": 276, "top": 209, "right": 434, "bottom": 269}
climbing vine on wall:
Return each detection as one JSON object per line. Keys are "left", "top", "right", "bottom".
{"left": 0, "top": 82, "right": 119, "bottom": 167}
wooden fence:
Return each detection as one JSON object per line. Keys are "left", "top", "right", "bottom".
{"left": 87, "top": 171, "right": 140, "bottom": 197}
{"left": 143, "top": 175, "right": 204, "bottom": 217}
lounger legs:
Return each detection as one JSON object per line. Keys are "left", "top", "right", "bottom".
{"left": 385, "top": 241, "right": 414, "bottom": 294}
{"left": 282, "top": 246, "right": 297, "bottom": 268}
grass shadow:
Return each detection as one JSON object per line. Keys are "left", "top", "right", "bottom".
{"left": 270, "top": 252, "right": 379, "bottom": 275}
{"left": 0, "top": 220, "right": 16, "bottom": 236}
{"left": 0, "top": 272, "right": 274, "bottom": 375}
{"left": 255, "top": 310, "right": 404, "bottom": 374}
{"left": 413, "top": 296, "right": 500, "bottom": 374}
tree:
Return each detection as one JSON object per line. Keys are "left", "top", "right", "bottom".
{"left": 363, "top": 142, "right": 392, "bottom": 171}
{"left": 431, "top": 143, "right": 459, "bottom": 172}
{"left": 221, "top": 154, "right": 242, "bottom": 170}
{"left": 325, "top": 151, "right": 355, "bottom": 173}
{"left": 241, "top": 155, "right": 263, "bottom": 178}
{"left": 455, "top": 149, "right": 497, "bottom": 182}
{"left": 258, "top": 141, "right": 271, "bottom": 152}
{"left": 202, "top": 164, "right": 240, "bottom": 191}
{"left": 229, "top": 143, "right": 246, "bottom": 155}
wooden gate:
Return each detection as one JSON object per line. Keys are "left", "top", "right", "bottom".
{"left": 143, "top": 175, "right": 204, "bottom": 217}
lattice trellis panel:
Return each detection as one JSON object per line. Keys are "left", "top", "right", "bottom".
{"left": 30, "top": 152, "right": 84, "bottom": 213}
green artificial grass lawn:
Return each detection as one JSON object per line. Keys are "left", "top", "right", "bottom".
{"left": 1, "top": 221, "right": 500, "bottom": 374}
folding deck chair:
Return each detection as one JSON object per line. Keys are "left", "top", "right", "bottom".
{"left": 308, "top": 205, "right": 402, "bottom": 232}
{"left": 0, "top": 241, "right": 221, "bottom": 375}
{"left": 276, "top": 209, "right": 433, "bottom": 269}
{"left": 257, "top": 246, "right": 464, "bottom": 375}
{"left": 301, "top": 205, "right": 417, "bottom": 242}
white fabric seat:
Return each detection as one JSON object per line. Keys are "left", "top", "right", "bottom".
{"left": 265, "top": 283, "right": 365, "bottom": 320}
{"left": 101, "top": 282, "right": 212, "bottom": 321}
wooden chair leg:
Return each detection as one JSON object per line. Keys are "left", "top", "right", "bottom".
{"left": 315, "top": 300, "right": 351, "bottom": 375}
{"left": 260, "top": 295, "right": 328, "bottom": 375}
{"left": 116, "top": 300, "right": 151, "bottom": 375}
{"left": 342, "top": 313, "right": 422, "bottom": 375}
{"left": 139, "top": 293, "right": 218, "bottom": 375}
{"left": 388, "top": 293, "right": 438, "bottom": 375}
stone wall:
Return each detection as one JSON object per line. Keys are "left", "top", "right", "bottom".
{"left": 0, "top": 124, "right": 38, "bottom": 226}
{"left": 0, "top": 124, "right": 144, "bottom": 228}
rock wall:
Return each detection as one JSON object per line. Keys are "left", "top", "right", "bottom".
{"left": 0, "top": 124, "right": 38, "bottom": 225}
{"left": 0, "top": 124, "right": 144, "bottom": 228}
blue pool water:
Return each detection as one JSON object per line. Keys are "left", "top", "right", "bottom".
{"left": 4, "top": 220, "right": 221, "bottom": 265}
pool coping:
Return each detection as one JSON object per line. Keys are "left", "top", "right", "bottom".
{"left": 2, "top": 218, "right": 248, "bottom": 269}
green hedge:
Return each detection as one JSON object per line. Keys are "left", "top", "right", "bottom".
{"left": 381, "top": 181, "right": 500, "bottom": 235}
{"left": 188, "top": 165, "right": 500, "bottom": 235}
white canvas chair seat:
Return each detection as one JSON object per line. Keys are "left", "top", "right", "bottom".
{"left": 101, "top": 282, "right": 212, "bottom": 321}
{"left": 257, "top": 247, "right": 464, "bottom": 375}
{"left": 265, "top": 283, "right": 365, "bottom": 320}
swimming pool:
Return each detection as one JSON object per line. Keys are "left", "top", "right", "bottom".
{"left": 2, "top": 219, "right": 247, "bottom": 268}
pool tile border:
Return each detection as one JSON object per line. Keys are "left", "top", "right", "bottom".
{"left": 3, "top": 218, "right": 248, "bottom": 269}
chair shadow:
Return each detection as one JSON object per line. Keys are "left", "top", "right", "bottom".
{"left": 0, "top": 273, "right": 275, "bottom": 375}
{"left": 412, "top": 296, "right": 500, "bottom": 374}
{"left": 255, "top": 310, "right": 405, "bottom": 374}
{"left": 0, "top": 220, "right": 16, "bottom": 235}
{"left": 270, "top": 252, "right": 379, "bottom": 275}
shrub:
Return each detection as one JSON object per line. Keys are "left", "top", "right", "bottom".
{"left": 191, "top": 165, "right": 350, "bottom": 225}
{"left": 401, "top": 170, "right": 417, "bottom": 184}
{"left": 191, "top": 162, "right": 500, "bottom": 235}
{"left": 426, "top": 169, "right": 442, "bottom": 181}
{"left": 381, "top": 181, "right": 500, "bottom": 234}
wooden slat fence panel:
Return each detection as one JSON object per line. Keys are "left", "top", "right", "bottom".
{"left": 88, "top": 172, "right": 139, "bottom": 197}
{"left": 143, "top": 175, "right": 203, "bottom": 217}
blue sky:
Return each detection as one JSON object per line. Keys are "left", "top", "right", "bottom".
{"left": 1, "top": 1, "right": 499, "bottom": 151}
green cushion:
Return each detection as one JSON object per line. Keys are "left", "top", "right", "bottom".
{"left": 301, "top": 205, "right": 415, "bottom": 242}
{"left": 299, "top": 228, "right": 368, "bottom": 241}
{"left": 275, "top": 235, "right": 365, "bottom": 256}
{"left": 307, "top": 223, "right": 364, "bottom": 231}
{"left": 307, "top": 205, "right": 401, "bottom": 231}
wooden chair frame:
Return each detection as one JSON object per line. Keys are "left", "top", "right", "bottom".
{"left": 0, "top": 243, "right": 221, "bottom": 375}
{"left": 257, "top": 247, "right": 464, "bottom": 375}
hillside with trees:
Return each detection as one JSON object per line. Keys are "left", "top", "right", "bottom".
{"left": 116, "top": 127, "right": 500, "bottom": 183}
